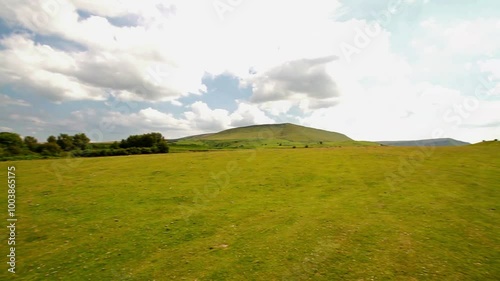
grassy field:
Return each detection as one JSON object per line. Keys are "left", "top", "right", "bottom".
{"left": 1, "top": 144, "right": 499, "bottom": 280}
{"left": 169, "top": 139, "right": 378, "bottom": 152}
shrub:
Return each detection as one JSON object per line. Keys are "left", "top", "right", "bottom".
{"left": 110, "top": 141, "right": 120, "bottom": 149}
{"left": 39, "top": 142, "right": 62, "bottom": 156}
{"left": 157, "top": 141, "right": 169, "bottom": 153}
{"left": 127, "top": 147, "right": 141, "bottom": 155}
{"left": 113, "top": 148, "right": 129, "bottom": 156}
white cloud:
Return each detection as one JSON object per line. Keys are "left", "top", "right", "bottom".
{"left": 0, "top": 94, "right": 31, "bottom": 107}
{"left": 478, "top": 59, "right": 500, "bottom": 80}
{"left": 97, "top": 101, "right": 276, "bottom": 139}
{"left": 230, "top": 102, "right": 275, "bottom": 127}
{"left": 170, "top": 100, "right": 183, "bottom": 107}
{"left": 0, "top": 0, "right": 389, "bottom": 107}
{"left": 477, "top": 59, "right": 500, "bottom": 98}
{"left": 414, "top": 18, "right": 500, "bottom": 57}
{"left": 184, "top": 101, "right": 231, "bottom": 131}
{"left": 300, "top": 79, "right": 500, "bottom": 143}
{"left": 9, "top": 114, "right": 46, "bottom": 125}
{"left": 248, "top": 56, "right": 340, "bottom": 104}
{"left": 257, "top": 100, "right": 294, "bottom": 116}
{"left": 0, "top": 35, "right": 106, "bottom": 102}
{"left": 0, "top": 0, "right": 498, "bottom": 142}
{"left": 0, "top": 126, "right": 14, "bottom": 132}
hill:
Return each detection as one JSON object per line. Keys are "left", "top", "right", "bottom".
{"left": 378, "top": 138, "right": 469, "bottom": 147}
{"left": 187, "top": 123, "right": 352, "bottom": 142}
{"left": 471, "top": 139, "right": 500, "bottom": 146}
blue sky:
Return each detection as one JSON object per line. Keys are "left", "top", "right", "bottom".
{"left": 0, "top": 0, "right": 499, "bottom": 143}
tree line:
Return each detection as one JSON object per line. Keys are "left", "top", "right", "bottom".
{"left": 0, "top": 132, "right": 169, "bottom": 160}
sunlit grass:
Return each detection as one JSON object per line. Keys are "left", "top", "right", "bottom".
{"left": 1, "top": 144, "right": 499, "bottom": 280}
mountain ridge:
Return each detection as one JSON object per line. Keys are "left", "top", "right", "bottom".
{"left": 377, "top": 138, "right": 470, "bottom": 147}
{"left": 171, "top": 123, "right": 471, "bottom": 147}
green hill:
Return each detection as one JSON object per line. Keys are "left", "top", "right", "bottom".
{"left": 378, "top": 138, "right": 469, "bottom": 147}
{"left": 169, "top": 123, "right": 378, "bottom": 152}
{"left": 191, "top": 123, "right": 352, "bottom": 142}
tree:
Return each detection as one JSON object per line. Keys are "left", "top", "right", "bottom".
{"left": 47, "top": 135, "right": 57, "bottom": 143}
{"left": 156, "top": 141, "right": 169, "bottom": 153}
{"left": 24, "top": 136, "right": 38, "bottom": 152}
{"left": 110, "top": 141, "right": 119, "bottom": 149}
{"left": 73, "top": 133, "right": 90, "bottom": 150}
{"left": 0, "top": 132, "right": 24, "bottom": 155}
{"left": 120, "top": 132, "right": 167, "bottom": 148}
{"left": 56, "top": 134, "right": 74, "bottom": 151}
{"left": 39, "top": 142, "right": 62, "bottom": 156}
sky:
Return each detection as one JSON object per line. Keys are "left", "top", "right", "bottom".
{"left": 0, "top": 0, "right": 499, "bottom": 143}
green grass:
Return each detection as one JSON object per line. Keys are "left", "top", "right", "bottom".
{"left": 471, "top": 140, "right": 500, "bottom": 146}
{"left": 170, "top": 138, "right": 379, "bottom": 152}
{"left": 1, "top": 145, "right": 499, "bottom": 280}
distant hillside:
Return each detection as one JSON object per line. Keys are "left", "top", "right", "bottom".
{"left": 173, "top": 133, "right": 214, "bottom": 141}
{"left": 187, "top": 123, "right": 352, "bottom": 142}
{"left": 470, "top": 140, "right": 499, "bottom": 146}
{"left": 378, "top": 138, "right": 470, "bottom": 147}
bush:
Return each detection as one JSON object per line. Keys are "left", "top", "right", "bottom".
{"left": 120, "top": 132, "right": 166, "bottom": 148}
{"left": 79, "top": 149, "right": 99, "bottom": 157}
{"left": 39, "top": 142, "right": 62, "bottom": 156}
{"left": 0, "top": 132, "right": 25, "bottom": 156}
{"left": 157, "top": 142, "right": 169, "bottom": 153}
{"left": 113, "top": 148, "right": 129, "bottom": 156}
{"left": 110, "top": 141, "right": 119, "bottom": 149}
{"left": 126, "top": 147, "right": 141, "bottom": 155}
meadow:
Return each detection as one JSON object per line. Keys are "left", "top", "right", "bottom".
{"left": 1, "top": 143, "right": 499, "bottom": 280}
